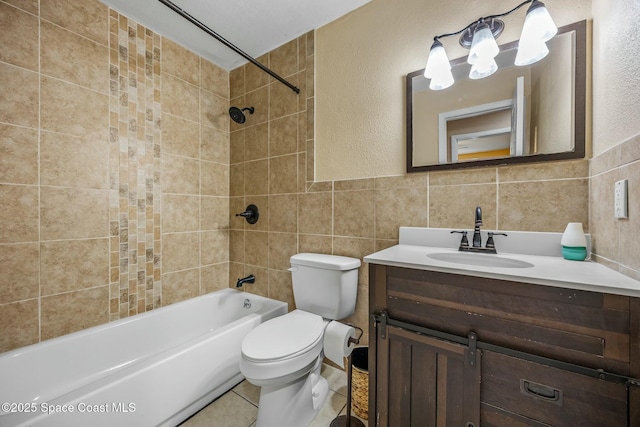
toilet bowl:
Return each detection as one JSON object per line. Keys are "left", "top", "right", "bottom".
{"left": 239, "top": 253, "right": 361, "bottom": 427}
{"left": 241, "top": 310, "right": 327, "bottom": 386}
{"left": 240, "top": 310, "right": 330, "bottom": 427}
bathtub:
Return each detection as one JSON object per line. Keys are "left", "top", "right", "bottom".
{"left": 0, "top": 289, "right": 287, "bottom": 427}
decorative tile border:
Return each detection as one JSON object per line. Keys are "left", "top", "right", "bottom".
{"left": 108, "top": 10, "right": 162, "bottom": 320}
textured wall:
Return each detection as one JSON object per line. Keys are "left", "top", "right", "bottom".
{"left": 315, "top": 0, "right": 593, "bottom": 180}
{"left": 588, "top": 0, "right": 640, "bottom": 280}
{"left": 591, "top": 0, "right": 640, "bottom": 156}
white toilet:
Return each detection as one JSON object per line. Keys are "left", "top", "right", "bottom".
{"left": 240, "top": 253, "right": 361, "bottom": 427}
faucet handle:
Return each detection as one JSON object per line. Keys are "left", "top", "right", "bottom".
{"left": 451, "top": 230, "right": 469, "bottom": 248}
{"left": 485, "top": 232, "right": 508, "bottom": 249}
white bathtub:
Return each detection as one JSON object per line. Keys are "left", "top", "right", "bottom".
{"left": 0, "top": 289, "right": 287, "bottom": 427}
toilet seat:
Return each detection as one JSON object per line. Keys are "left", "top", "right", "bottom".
{"left": 240, "top": 310, "right": 327, "bottom": 386}
{"left": 242, "top": 310, "right": 325, "bottom": 363}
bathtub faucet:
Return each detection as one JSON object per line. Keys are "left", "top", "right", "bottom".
{"left": 236, "top": 274, "right": 255, "bottom": 288}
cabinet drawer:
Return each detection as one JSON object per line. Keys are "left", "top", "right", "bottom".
{"left": 384, "top": 267, "right": 631, "bottom": 373}
{"left": 481, "top": 350, "right": 628, "bottom": 427}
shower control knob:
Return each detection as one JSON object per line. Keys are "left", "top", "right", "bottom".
{"left": 236, "top": 204, "right": 259, "bottom": 224}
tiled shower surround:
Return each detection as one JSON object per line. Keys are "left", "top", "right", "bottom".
{"left": 1, "top": 0, "right": 639, "bottom": 357}
{"left": 0, "top": 0, "right": 231, "bottom": 353}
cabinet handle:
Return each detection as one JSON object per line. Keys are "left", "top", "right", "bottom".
{"left": 520, "top": 379, "right": 563, "bottom": 407}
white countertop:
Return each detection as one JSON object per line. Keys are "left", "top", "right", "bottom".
{"left": 363, "top": 228, "right": 640, "bottom": 298}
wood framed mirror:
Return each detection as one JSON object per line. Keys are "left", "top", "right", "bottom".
{"left": 406, "top": 20, "right": 587, "bottom": 173}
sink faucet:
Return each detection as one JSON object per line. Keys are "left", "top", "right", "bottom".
{"left": 473, "top": 206, "right": 483, "bottom": 248}
{"left": 451, "top": 206, "right": 508, "bottom": 254}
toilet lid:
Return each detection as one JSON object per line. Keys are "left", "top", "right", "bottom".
{"left": 242, "top": 310, "right": 324, "bottom": 362}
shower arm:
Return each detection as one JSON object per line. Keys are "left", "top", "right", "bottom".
{"left": 158, "top": 0, "right": 301, "bottom": 94}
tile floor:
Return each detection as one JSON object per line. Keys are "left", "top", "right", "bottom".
{"left": 180, "top": 364, "right": 368, "bottom": 427}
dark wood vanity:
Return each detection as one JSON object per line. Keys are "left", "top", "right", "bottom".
{"left": 368, "top": 264, "right": 640, "bottom": 427}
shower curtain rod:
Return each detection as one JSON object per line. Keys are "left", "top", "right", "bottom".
{"left": 157, "top": 0, "right": 300, "bottom": 94}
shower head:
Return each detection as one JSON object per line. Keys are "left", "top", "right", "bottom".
{"left": 229, "top": 106, "right": 255, "bottom": 124}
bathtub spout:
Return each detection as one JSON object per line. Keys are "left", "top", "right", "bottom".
{"left": 236, "top": 274, "right": 255, "bottom": 288}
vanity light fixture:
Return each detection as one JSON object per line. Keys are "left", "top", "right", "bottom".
{"left": 423, "top": 0, "right": 557, "bottom": 90}
{"left": 424, "top": 40, "right": 454, "bottom": 90}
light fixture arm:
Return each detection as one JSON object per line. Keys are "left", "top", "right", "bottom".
{"left": 483, "top": 0, "right": 537, "bottom": 21}
{"left": 423, "top": 0, "right": 555, "bottom": 90}
{"left": 431, "top": 0, "right": 534, "bottom": 44}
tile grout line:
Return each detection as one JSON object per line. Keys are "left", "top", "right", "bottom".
{"left": 37, "top": 0, "right": 42, "bottom": 344}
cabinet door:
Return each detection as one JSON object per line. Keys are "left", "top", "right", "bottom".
{"left": 374, "top": 325, "right": 480, "bottom": 427}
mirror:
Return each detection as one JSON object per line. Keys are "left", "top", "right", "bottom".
{"left": 406, "top": 20, "right": 586, "bottom": 172}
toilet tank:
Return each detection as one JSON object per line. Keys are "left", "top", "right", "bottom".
{"left": 289, "top": 253, "right": 361, "bottom": 320}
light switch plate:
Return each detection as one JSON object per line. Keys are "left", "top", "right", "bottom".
{"left": 615, "top": 179, "right": 628, "bottom": 219}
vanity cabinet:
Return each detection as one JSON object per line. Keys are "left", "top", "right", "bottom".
{"left": 375, "top": 324, "right": 481, "bottom": 426}
{"left": 368, "top": 264, "right": 640, "bottom": 427}
{"left": 481, "top": 350, "right": 628, "bottom": 426}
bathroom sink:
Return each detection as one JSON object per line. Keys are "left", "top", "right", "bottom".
{"left": 427, "top": 252, "right": 534, "bottom": 269}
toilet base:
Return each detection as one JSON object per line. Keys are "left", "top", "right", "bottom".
{"left": 255, "top": 356, "right": 328, "bottom": 427}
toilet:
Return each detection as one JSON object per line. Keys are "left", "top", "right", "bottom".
{"left": 240, "top": 253, "right": 361, "bottom": 427}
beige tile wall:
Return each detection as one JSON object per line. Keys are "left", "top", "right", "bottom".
{"left": 0, "top": 0, "right": 230, "bottom": 353}
{"left": 229, "top": 34, "right": 314, "bottom": 311}
{"left": 590, "top": 134, "right": 640, "bottom": 280}
{"left": 228, "top": 32, "right": 591, "bottom": 345}
{"left": 160, "top": 33, "right": 231, "bottom": 307}
{"left": 0, "top": 0, "right": 111, "bottom": 352}
{"left": 2, "top": 0, "right": 624, "bottom": 356}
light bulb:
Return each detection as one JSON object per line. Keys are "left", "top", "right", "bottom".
{"left": 429, "top": 68, "right": 455, "bottom": 90}
{"left": 519, "top": 1, "right": 558, "bottom": 44}
{"left": 424, "top": 40, "right": 454, "bottom": 90}
{"left": 515, "top": 38, "right": 549, "bottom": 66}
{"left": 469, "top": 57, "right": 498, "bottom": 79}
{"left": 468, "top": 22, "right": 500, "bottom": 65}
{"left": 424, "top": 40, "right": 450, "bottom": 78}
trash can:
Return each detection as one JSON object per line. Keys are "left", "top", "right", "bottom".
{"left": 350, "top": 346, "right": 368, "bottom": 420}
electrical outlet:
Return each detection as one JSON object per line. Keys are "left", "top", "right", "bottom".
{"left": 614, "top": 179, "right": 628, "bottom": 219}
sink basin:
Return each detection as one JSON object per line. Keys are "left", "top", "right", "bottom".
{"left": 427, "top": 252, "right": 534, "bottom": 269}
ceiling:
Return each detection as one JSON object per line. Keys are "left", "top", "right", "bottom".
{"left": 101, "top": 0, "right": 371, "bottom": 71}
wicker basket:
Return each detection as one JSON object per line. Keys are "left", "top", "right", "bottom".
{"left": 350, "top": 347, "right": 368, "bottom": 420}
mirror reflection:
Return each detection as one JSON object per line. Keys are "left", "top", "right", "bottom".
{"left": 406, "top": 20, "right": 586, "bottom": 172}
